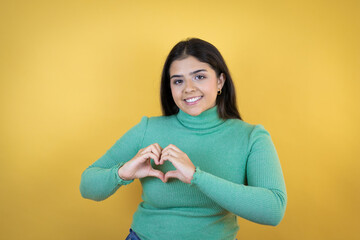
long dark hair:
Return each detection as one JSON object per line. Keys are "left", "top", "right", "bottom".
{"left": 160, "top": 38, "right": 242, "bottom": 120}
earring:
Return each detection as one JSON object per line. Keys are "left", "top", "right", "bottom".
{"left": 217, "top": 89, "right": 222, "bottom": 95}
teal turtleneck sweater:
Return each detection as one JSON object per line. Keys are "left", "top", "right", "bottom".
{"left": 80, "top": 106, "right": 287, "bottom": 240}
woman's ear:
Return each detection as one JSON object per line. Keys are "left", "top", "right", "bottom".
{"left": 217, "top": 73, "right": 226, "bottom": 89}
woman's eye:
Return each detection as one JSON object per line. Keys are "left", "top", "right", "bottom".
{"left": 195, "top": 75, "right": 205, "bottom": 80}
{"left": 174, "top": 79, "right": 183, "bottom": 85}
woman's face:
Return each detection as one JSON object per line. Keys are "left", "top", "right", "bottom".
{"left": 169, "top": 56, "right": 225, "bottom": 116}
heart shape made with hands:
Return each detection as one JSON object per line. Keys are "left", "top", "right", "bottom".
{"left": 147, "top": 144, "right": 195, "bottom": 184}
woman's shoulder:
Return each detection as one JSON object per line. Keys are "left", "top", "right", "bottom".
{"left": 146, "top": 114, "right": 175, "bottom": 123}
{"left": 136, "top": 114, "right": 176, "bottom": 128}
{"left": 226, "top": 118, "right": 259, "bottom": 130}
{"left": 135, "top": 114, "right": 174, "bottom": 122}
{"left": 226, "top": 118, "right": 269, "bottom": 137}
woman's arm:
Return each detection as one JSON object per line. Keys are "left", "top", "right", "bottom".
{"left": 79, "top": 116, "right": 148, "bottom": 201}
{"left": 190, "top": 125, "right": 287, "bottom": 226}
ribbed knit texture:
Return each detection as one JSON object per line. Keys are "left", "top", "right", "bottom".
{"left": 80, "top": 106, "right": 287, "bottom": 240}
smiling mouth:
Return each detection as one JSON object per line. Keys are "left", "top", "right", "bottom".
{"left": 184, "top": 96, "right": 203, "bottom": 103}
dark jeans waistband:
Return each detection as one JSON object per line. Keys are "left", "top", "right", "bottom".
{"left": 125, "top": 228, "right": 238, "bottom": 240}
{"left": 125, "top": 228, "right": 141, "bottom": 240}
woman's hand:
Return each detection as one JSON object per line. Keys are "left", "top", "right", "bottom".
{"left": 160, "top": 144, "right": 196, "bottom": 184}
{"left": 118, "top": 143, "right": 165, "bottom": 182}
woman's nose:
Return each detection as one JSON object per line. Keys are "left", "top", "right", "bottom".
{"left": 184, "top": 79, "right": 196, "bottom": 93}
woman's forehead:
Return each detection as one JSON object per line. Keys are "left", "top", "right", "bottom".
{"left": 169, "top": 56, "right": 212, "bottom": 74}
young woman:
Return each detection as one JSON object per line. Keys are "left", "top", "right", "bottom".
{"left": 80, "top": 38, "right": 287, "bottom": 240}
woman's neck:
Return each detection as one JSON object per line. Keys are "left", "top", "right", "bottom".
{"left": 176, "top": 105, "right": 225, "bottom": 130}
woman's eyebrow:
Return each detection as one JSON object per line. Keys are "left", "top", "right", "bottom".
{"left": 170, "top": 69, "right": 207, "bottom": 79}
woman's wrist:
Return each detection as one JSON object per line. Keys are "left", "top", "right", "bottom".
{"left": 189, "top": 167, "right": 200, "bottom": 185}
{"left": 188, "top": 166, "right": 196, "bottom": 183}
{"left": 117, "top": 164, "right": 133, "bottom": 181}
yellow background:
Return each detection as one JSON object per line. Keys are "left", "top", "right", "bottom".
{"left": 1, "top": 0, "right": 359, "bottom": 239}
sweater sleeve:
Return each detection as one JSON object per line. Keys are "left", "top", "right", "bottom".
{"left": 79, "top": 116, "right": 148, "bottom": 201}
{"left": 190, "top": 124, "right": 287, "bottom": 226}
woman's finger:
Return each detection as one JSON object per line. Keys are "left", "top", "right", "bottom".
{"left": 161, "top": 153, "right": 183, "bottom": 170}
{"left": 160, "top": 151, "right": 175, "bottom": 165}
{"left": 139, "top": 152, "right": 158, "bottom": 163}
{"left": 164, "top": 170, "right": 180, "bottom": 183}
{"left": 148, "top": 168, "right": 165, "bottom": 182}
{"left": 161, "top": 148, "right": 181, "bottom": 163}
{"left": 162, "top": 148, "right": 178, "bottom": 156}
{"left": 152, "top": 144, "right": 163, "bottom": 165}
{"left": 153, "top": 143, "right": 163, "bottom": 155}
{"left": 164, "top": 144, "right": 181, "bottom": 153}
{"left": 142, "top": 145, "right": 160, "bottom": 164}
{"left": 149, "top": 145, "right": 161, "bottom": 165}
{"left": 140, "top": 147, "right": 151, "bottom": 155}
{"left": 153, "top": 145, "right": 162, "bottom": 158}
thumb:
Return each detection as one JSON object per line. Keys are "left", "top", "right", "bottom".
{"left": 148, "top": 169, "right": 165, "bottom": 182}
{"left": 164, "top": 170, "right": 180, "bottom": 183}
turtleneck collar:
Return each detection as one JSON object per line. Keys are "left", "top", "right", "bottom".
{"left": 176, "top": 105, "right": 225, "bottom": 130}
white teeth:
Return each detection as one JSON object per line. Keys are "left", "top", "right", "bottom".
{"left": 185, "top": 96, "right": 201, "bottom": 102}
